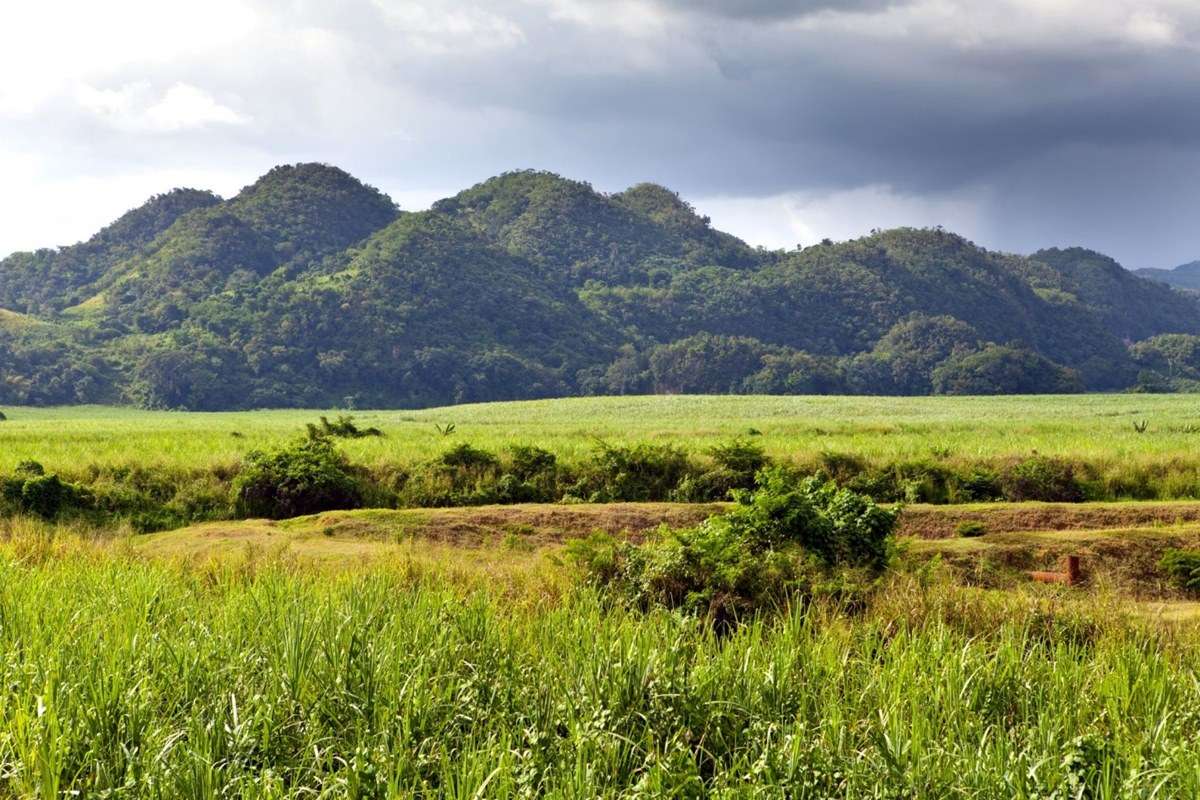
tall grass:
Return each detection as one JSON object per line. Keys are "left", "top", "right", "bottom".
{"left": 1, "top": 541, "right": 1198, "bottom": 797}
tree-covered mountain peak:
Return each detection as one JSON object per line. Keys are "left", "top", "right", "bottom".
{"left": 91, "top": 188, "right": 223, "bottom": 251}
{"left": 221, "top": 163, "right": 400, "bottom": 261}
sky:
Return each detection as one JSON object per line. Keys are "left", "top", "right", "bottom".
{"left": 2, "top": 0, "right": 1200, "bottom": 269}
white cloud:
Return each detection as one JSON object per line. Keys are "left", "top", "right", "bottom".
{"left": 0, "top": 0, "right": 258, "bottom": 117}
{"left": 371, "top": 1, "right": 526, "bottom": 52}
{"left": 143, "top": 83, "right": 247, "bottom": 131}
{"left": 75, "top": 82, "right": 247, "bottom": 133}
{"left": 696, "top": 184, "right": 989, "bottom": 250}
{"left": 3, "top": 0, "right": 1200, "bottom": 267}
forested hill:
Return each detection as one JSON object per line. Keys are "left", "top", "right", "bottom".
{"left": 2, "top": 163, "right": 1199, "bottom": 408}
{"left": 1135, "top": 261, "right": 1200, "bottom": 292}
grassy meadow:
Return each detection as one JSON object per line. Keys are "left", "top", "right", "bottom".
{"left": 2, "top": 529, "right": 1200, "bottom": 798}
{"left": 4, "top": 396, "right": 1200, "bottom": 795}
{"left": 1, "top": 393, "right": 1198, "bottom": 473}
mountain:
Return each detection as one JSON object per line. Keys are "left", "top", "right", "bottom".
{"left": 1, "top": 163, "right": 1198, "bottom": 408}
{"left": 1135, "top": 261, "right": 1200, "bottom": 292}
{"left": 432, "top": 171, "right": 762, "bottom": 285}
{"left": 0, "top": 188, "right": 220, "bottom": 314}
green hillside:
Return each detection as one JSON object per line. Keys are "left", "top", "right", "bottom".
{"left": 1135, "top": 260, "right": 1200, "bottom": 292}
{"left": 1, "top": 164, "right": 1198, "bottom": 408}
{"left": 0, "top": 188, "right": 220, "bottom": 314}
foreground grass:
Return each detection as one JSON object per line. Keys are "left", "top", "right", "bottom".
{"left": 2, "top": 534, "right": 1200, "bottom": 797}
{"left": 2, "top": 394, "right": 1198, "bottom": 473}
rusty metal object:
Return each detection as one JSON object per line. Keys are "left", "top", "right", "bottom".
{"left": 1029, "top": 555, "right": 1082, "bottom": 586}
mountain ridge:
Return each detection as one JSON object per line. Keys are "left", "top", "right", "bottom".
{"left": 2, "top": 163, "right": 1198, "bottom": 407}
{"left": 1135, "top": 261, "right": 1200, "bottom": 292}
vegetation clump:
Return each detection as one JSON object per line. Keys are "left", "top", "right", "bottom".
{"left": 1, "top": 461, "right": 91, "bottom": 520}
{"left": 577, "top": 441, "right": 694, "bottom": 502}
{"left": 568, "top": 468, "right": 898, "bottom": 624}
{"left": 675, "top": 437, "right": 770, "bottom": 501}
{"left": 999, "top": 456, "right": 1084, "bottom": 502}
{"left": 305, "top": 415, "right": 383, "bottom": 439}
{"left": 1160, "top": 548, "right": 1200, "bottom": 591}
{"left": 956, "top": 520, "right": 987, "bottom": 538}
{"left": 234, "top": 437, "right": 364, "bottom": 519}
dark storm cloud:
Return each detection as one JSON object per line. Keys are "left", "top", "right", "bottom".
{"left": 5, "top": 0, "right": 1200, "bottom": 268}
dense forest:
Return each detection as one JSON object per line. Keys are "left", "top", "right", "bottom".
{"left": 2, "top": 163, "right": 1199, "bottom": 408}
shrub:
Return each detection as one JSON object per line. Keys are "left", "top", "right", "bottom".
{"left": 953, "top": 468, "right": 1002, "bottom": 502}
{"left": 0, "top": 410, "right": 6, "bottom": 421}
{"left": 817, "top": 451, "right": 867, "bottom": 483}
{"left": 306, "top": 415, "right": 383, "bottom": 439}
{"left": 680, "top": 438, "right": 771, "bottom": 499}
{"left": 234, "top": 437, "right": 364, "bottom": 519}
{"left": 720, "top": 469, "right": 898, "bottom": 570}
{"left": 1160, "top": 549, "right": 1200, "bottom": 591}
{"left": 999, "top": 456, "right": 1084, "bottom": 502}
{"left": 956, "top": 520, "right": 987, "bottom": 538}
{"left": 581, "top": 442, "right": 694, "bottom": 502}
{"left": 672, "top": 468, "right": 746, "bottom": 502}
{"left": 568, "top": 469, "right": 899, "bottom": 625}
{"left": 708, "top": 438, "right": 768, "bottom": 479}
{"left": 439, "top": 443, "right": 499, "bottom": 471}
{"left": 396, "top": 444, "right": 507, "bottom": 507}
{"left": 508, "top": 445, "right": 557, "bottom": 482}
{"left": 1, "top": 471, "right": 91, "bottom": 519}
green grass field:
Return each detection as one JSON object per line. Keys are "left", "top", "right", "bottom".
{"left": 0, "top": 394, "right": 1196, "bottom": 473}
{"left": 7, "top": 396, "right": 1200, "bottom": 795}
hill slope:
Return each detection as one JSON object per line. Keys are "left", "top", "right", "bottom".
{"left": 1, "top": 164, "right": 1197, "bottom": 407}
{"left": 0, "top": 188, "right": 221, "bottom": 314}
{"left": 1135, "top": 261, "right": 1200, "bottom": 292}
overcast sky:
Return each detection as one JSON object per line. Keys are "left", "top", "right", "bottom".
{"left": 3, "top": 0, "right": 1200, "bottom": 269}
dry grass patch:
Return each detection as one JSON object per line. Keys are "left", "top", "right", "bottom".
{"left": 899, "top": 501, "right": 1200, "bottom": 539}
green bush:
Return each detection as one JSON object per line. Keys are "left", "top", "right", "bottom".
{"left": 999, "top": 456, "right": 1084, "bottom": 502}
{"left": 439, "top": 443, "right": 500, "bottom": 472}
{"left": 720, "top": 469, "right": 898, "bottom": 569}
{"left": 394, "top": 444, "right": 508, "bottom": 507}
{"left": 15, "top": 460, "right": 44, "bottom": 477}
{"left": 953, "top": 468, "right": 1002, "bottom": 502}
{"left": 234, "top": 437, "right": 364, "bottom": 519}
{"left": 580, "top": 442, "right": 694, "bottom": 502}
{"left": 673, "top": 468, "right": 747, "bottom": 502}
{"left": 677, "top": 437, "right": 772, "bottom": 500}
{"left": 305, "top": 415, "right": 383, "bottom": 439}
{"left": 504, "top": 444, "right": 559, "bottom": 501}
{"left": 708, "top": 438, "right": 768, "bottom": 482}
{"left": 956, "top": 520, "right": 987, "bottom": 538}
{"left": 817, "top": 451, "right": 868, "bottom": 483}
{"left": 1160, "top": 549, "right": 1200, "bottom": 591}
{"left": 508, "top": 444, "right": 557, "bottom": 481}
{"left": 568, "top": 468, "right": 899, "bottom": 625}
{"left": 1, "top": 471, "right": 91, "bottom": 519}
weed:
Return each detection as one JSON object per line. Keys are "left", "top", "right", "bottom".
{"left": 305, "top": 415, "right": 383, "bottom": 439}
{"left": 1160, "top": 548, "right": 1200, "bottom": 591}
{"left": 956, "top": 520, "right": 987, "bottom": 538}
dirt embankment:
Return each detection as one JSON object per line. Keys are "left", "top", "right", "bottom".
{"left": 899, "top": 503, "right": 1200, "bottom": 539}
{"left": 306, "top": 503, "right": 726, "bottom": 546}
